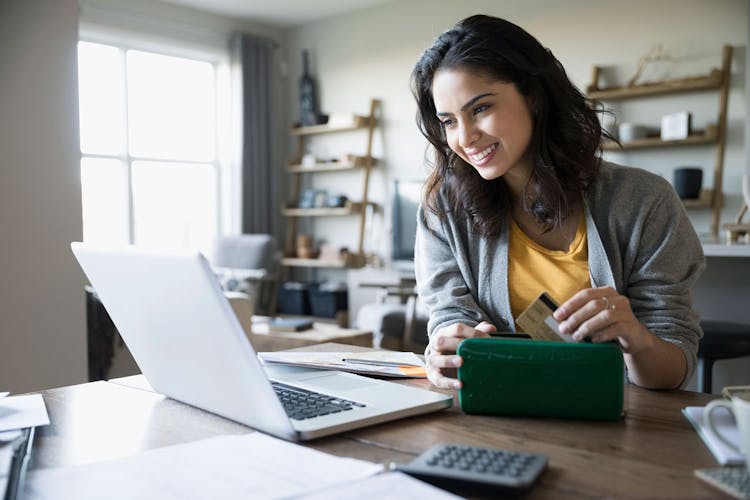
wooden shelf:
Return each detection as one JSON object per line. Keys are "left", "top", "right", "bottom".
{"left": 681, "top": 189, "right": 714, "bottom": 209}
{"left": 587, "top": 45, "right": 732, "bottom": 239}
{"left": 281, "top": 202, "right": 365, "bottom": 217}
{"left": 287, "top": 156, "right": 377, "bottom": 173}
{"left": 291, "top": 117, "right": 372, "bottom": 136}
{"left": 281, "top": 255, "right": 365, "bottom": 269}
{"left": 282, "top": 99, "right": 380, "bottom": 278}
{"left": 587, "top": 69, "right": 723, "bottom": 100}
{"left": 602, "top": 129, "right": 716, "bottom": 151}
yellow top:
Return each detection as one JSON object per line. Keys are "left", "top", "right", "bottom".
{"left": 508, "top": 213, "right": 591, "bottom": 330}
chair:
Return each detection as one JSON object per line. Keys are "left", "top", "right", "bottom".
{"left": 210, "top": 234, "right": 281, "bottom": 316}
{"left": 697, "top": 320, "right": 750, "bottom": 393}
{"left": 354, "top": 278, "right": 429, "bottom": 352}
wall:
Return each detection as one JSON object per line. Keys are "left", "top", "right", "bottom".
{"left": 0, "top": 0, "right": 287, "bottom": 393}
{"left": 285, "top": 0, "right": 747, "bottom": 259}
{"left": 0, "top": 0, "right": 87, "bottom": 392}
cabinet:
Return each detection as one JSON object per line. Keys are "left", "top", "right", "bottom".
{"left": 587, "top": 45, "right": 732, "bottom": 238}
{"left": 281, "top": 98, "right": 380, "bottom": 269}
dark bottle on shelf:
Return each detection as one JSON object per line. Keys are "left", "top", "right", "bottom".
{"left": 299, "top": 50, "right": 319, "bottom": 127}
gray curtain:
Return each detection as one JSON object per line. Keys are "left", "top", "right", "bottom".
{"left": 231, "top": 33, "right": 279, "bottom": 236}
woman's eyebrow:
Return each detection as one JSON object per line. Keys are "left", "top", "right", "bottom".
{"left": 461, "top": 93, "right": 495, "bottom": 111}
{"left": 436, "top": 93, "right": 496, "bottom": 117}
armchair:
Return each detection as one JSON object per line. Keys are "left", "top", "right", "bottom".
{"left": 209, "top": 234, "right": 281, "bottom": 316}
{"left": 354, "top": 275, "right": 429, "bottom": 352}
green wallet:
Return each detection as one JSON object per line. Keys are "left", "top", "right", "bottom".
{"left": 457, "top": 338, "right": 624, "bottom": 421}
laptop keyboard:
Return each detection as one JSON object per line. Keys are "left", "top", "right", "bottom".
{"left": 271, "top": 381, "right": 366, "bottom": 421}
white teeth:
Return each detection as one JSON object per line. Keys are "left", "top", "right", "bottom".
{"left": 469, "top": 143, "right": 496, "bottom": 161}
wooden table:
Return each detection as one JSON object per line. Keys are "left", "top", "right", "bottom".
{"left": 246, "top": 320, "right": 373, "bottom": 351}
{"left": 29, "top": 343, "right": 723, "bottom": 498}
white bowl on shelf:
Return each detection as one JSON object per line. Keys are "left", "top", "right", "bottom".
{"left": 618, "top": 123, "right": 649, "bottom": 142}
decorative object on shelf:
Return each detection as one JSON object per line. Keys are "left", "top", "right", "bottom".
{"left": 296, "top": 234, "right": 317, "bottom": 259}
{"left": 673, "top": 167, "right": 703, "bottom": 200}
{"left": 298, "top": 50, "right": 322, "bottom": 127}
{"left": 298, "top": 188, "right": 316, "bottom": 209}
{"left": 721, "top": 175, "right": 750, "bottom": 244}
{"left": 301, "top": 153, "right": 316, "bottom": 167}
{"left": 661, "top": 111, "right": 692, "bottom": 141}
{"left": 326, "top": 194, "right": 348, "bottom": 208}
{"left": 318, "top": 243, "right": 349, "bottom": 263}
{"left": 618, "top": 123, "right": 649, "bottom": 142}
{"left": 626, "top": 43, "right": 677, "bottom": 87}
{"left": 312, "top": 189, "right": 328, "bottom": 208}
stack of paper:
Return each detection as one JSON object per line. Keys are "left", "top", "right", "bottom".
{"left": 682, "top": 406, "right": 745, "bottom": 466}
{"left": 25, "top": 433, "right": 456, "bottom": 499}
{"left": 258, "top": 351, "right": 427, "bottom": 378}
{"left": 0, "top": 394, "right": 50, "bottom": 433}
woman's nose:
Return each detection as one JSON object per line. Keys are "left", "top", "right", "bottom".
{"left": 458, "top": 120, "right": 480, "bottom": 148}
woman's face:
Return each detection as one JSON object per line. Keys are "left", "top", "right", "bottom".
{"left": 431, "top": 68, "right": 534, "bottom": 188}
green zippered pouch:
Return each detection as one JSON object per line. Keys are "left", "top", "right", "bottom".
{"left": 457, "top": 338, "right": 625, "bottom": 421}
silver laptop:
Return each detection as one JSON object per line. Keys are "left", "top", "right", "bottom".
{"left": 71, "top": 243, "right": 452, "bottom": 441}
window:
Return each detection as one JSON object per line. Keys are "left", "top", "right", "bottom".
{"left": 77, "top": 40, "right": 229, "bottom": 254}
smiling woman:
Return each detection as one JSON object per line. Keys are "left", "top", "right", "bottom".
{"left": 410, "top": 15, "right": 706, "bottom": 393}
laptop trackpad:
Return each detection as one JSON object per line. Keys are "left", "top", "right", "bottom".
{"left": 300, "top": 372, "right": 378, "bottom": 391}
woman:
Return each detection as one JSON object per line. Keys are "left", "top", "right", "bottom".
{"left": 411, "top": 15, "right": 704, "bottom": 391}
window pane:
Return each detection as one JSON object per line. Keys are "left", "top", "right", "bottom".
{"left": 127, "top": 51, "right": 215, "bottom": 161}
{"left": 132, "top": 161, "right": 217, "bottom": 253}
{"left": 81, "top": 158, "right": 129, "bottom": 244}
{"left": 77, "top": 42, "right": 125, "bottom": 155}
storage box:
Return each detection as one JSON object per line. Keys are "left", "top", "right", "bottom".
{"left": 309, "top": 283, "right": 348, "bottom": 319}
{"left": 277, "top": 281, "right": 311, "bottom": 316}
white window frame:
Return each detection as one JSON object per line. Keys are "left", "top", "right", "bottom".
{"left": 78, "top": 30, "right": 237, "bottom": 248}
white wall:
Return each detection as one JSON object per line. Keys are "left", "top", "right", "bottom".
{"left": 285, "top": 0, "right": 747, "bottom": 258}
{"left": 0, "top": 0, "right": 287, "bottom": 393}
{"left": 0, "top": 0, "right": 87, "bottom": 392}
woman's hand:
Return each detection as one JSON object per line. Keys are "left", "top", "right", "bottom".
{"left": 426, "top": 321, "right": 497, "bottom": 390}
{"left": 553, "top": 286, "right": 688, "bottom": 389}
{"left": 553, "top": 286, "right": 654, "bottom": 354}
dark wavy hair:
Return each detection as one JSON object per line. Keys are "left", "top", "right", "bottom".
{"left": 411, "top": 15, "right": 608, "bottom": 236}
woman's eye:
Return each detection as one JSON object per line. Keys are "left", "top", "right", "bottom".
{"left": 473, "top": 104, "right": 489, "bottom": 115}
{"left": 440, "top": 118, "right": 455, "bottom": 128}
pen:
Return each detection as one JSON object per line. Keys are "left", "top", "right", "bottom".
{"left": 342, "top": 358, "right": 422, "bottom": 368}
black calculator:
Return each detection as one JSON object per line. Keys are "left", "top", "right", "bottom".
{"left": 394, "top": 443, "right": 548, "bottom": 494}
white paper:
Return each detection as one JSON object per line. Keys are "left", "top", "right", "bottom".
{"left": 0, "top": 394, "right": 49, "bottom": 432}
{"left": 26, "top": 432, "right": 383, "bottom": 500}
{"left": 683, "top": 406, "right": 745, "bottom": 465}
{"left": 258, "top": 351, "right": 426, "bottom": 378}
{"left": 291, "top": 472, "right": 461, "bottom": 499}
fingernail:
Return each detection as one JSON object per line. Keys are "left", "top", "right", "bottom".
{"left": 453, "top": 381, "right": 462, "bottom": 390}
{"left": 452, "top": 357, "right": 462, "bottom": 367}
{"left": 558, "top": 321, "right": 569, "bottom": 333}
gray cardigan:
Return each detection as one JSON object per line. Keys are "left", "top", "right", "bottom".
{"left": 415, "top": 161, "right": 705, "bottom": 383}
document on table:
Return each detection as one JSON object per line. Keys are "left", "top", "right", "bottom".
{"left": 25, "top": 433, "right": 384, "bottom": 500}
{"left": 682, "top": 406, "right": 745, "bottom": 465}
{"left": 291, "top": 471, "right": 461, "bottom": 499}
{"left": 258, "top": 351, "right": 427, "bottom": 378}
{"left": 0, "top": 394, "right": 49, "bottom": 432}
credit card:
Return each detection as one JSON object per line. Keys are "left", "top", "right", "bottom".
{"left": 515, "top": 292, "right": 573, "bottom": 342}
